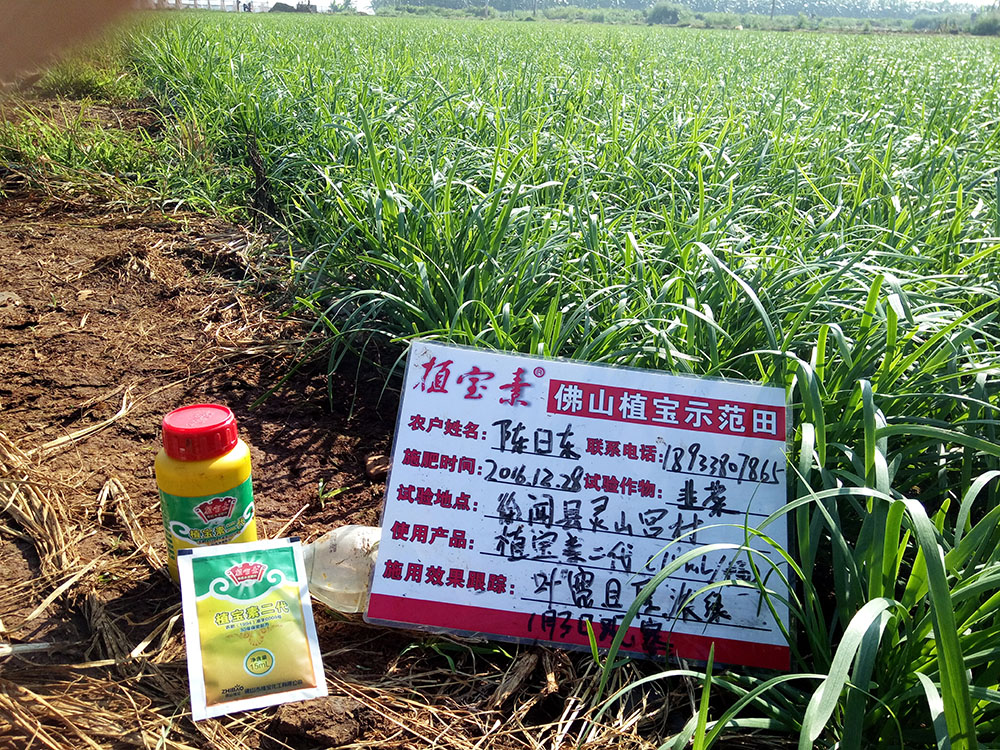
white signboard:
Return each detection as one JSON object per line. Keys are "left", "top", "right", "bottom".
{"left": 366, "top": 341, "right": 790, "bottom": 669}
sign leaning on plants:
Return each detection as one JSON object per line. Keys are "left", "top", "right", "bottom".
{"left": 366, "top": 341, "right": 790, "bottom": 669}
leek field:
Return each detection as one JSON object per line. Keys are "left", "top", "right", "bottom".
{"left": 7, "top": 12, "right": 1000, "bottom": 748}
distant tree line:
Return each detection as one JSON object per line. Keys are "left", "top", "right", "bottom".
{"left": 372, "top": 0, "right": 988, "bottom": 19}
{"left": 681, "top": 0, "right": 982, "bottom": 19}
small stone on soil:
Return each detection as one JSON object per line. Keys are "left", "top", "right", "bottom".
{"left": 272, "top": 696, "right": 364, "bottom": 745}
{"left": 365, "top": 454, "right": 390, "bottom": 481}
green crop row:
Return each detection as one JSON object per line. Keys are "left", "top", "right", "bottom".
{"left": 131, "top": 16, "right": 1000, "bottom": 748}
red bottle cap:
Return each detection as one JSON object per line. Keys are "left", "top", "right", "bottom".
{"left": 162, "top": 404, "right": 239, "bottom": 461}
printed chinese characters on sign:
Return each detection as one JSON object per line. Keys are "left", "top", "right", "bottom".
{"left": 365, "top": 341, "right": 791, "bottom": 670}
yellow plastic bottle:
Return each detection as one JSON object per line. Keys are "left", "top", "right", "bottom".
{"left": 155, "top": 404, "right": 258, "bottom": 581}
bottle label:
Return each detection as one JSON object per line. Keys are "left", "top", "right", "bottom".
{"left": 160, "top": 476, "right": 256, "bottom": 567}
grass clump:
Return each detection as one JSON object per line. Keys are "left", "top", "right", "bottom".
{"left": 32, "top": 59, "right": 140, "bottom": 101}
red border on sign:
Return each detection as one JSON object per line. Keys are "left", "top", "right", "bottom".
{"left": 547, "top": 380, "right": 786, "bottom": 442}
{"left": 367, "top": 593, "right": 790, "bottom": 671}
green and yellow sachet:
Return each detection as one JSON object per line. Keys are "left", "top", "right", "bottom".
{"left": 178, "top": 538, "right": 327, "bottom": 720}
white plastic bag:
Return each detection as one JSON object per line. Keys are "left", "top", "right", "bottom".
{"left": 302, "top": 525, "right": 380, "bottom": 614}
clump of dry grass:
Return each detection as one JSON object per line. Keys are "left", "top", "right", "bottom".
{"left": 0, "top": 429, "right": 276, "bottom": 749}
